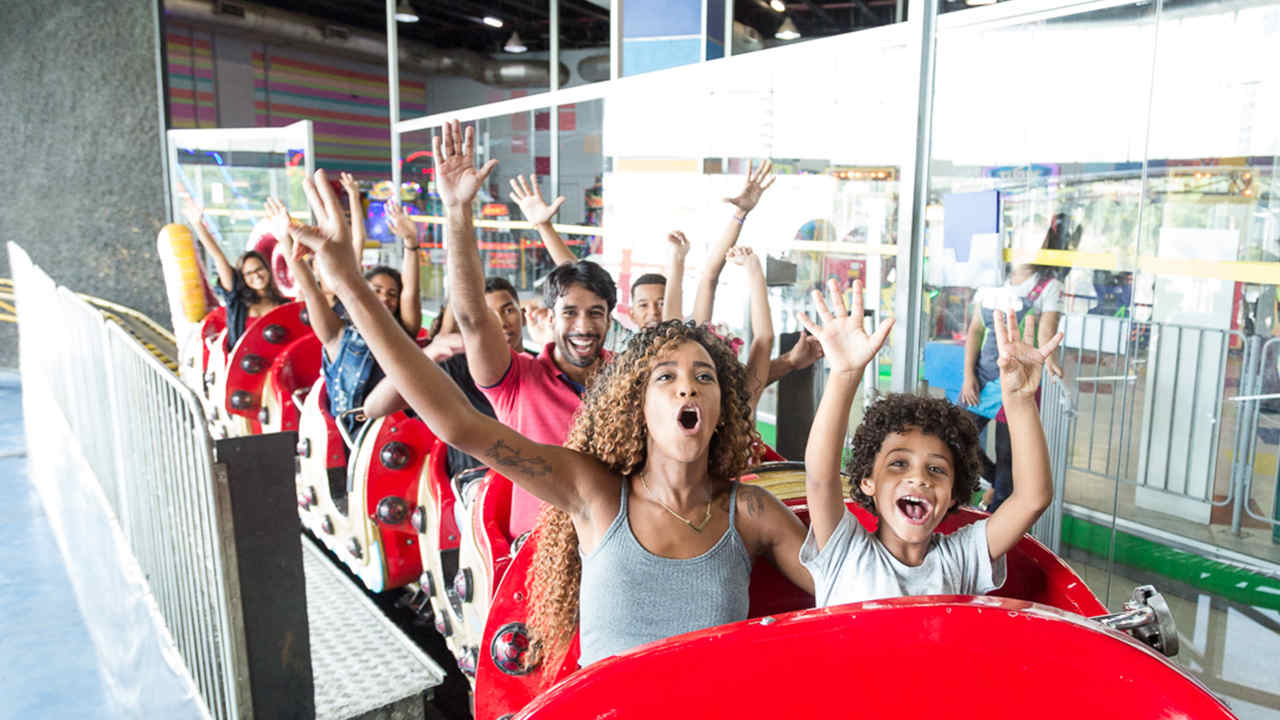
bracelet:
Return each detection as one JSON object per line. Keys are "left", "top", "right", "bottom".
{"left": 731, "top": 212, "right": 746, "bottom": 225}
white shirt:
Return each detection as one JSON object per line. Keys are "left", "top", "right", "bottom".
{"left": 799, "top": 509, "right": 1006, "bottom": 607}
{"left": 974, "top": 272, "right": 1064, "bottom": 315}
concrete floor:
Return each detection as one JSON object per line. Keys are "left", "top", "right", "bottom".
{"left": 0, "top": 374, "right": 114, "bottom": 719}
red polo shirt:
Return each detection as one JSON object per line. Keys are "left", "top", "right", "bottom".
{"left": 480, "top": 342, "right": 612, "bottom": 535}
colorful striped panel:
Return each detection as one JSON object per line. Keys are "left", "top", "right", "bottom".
{"left": 166, "top": 27, "right": 217, "bottom": 129}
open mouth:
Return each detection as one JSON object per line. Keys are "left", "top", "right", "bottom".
{"left": 567, "top": 335, "right": 597, "bottom": 355}
{"left": 896, "top": 495, "right": 933, "bottom": 525}
{"left": 677, "top": 404, "right": 701, "bottom": 433}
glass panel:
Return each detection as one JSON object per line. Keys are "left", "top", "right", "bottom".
{"left": 558, "top": 0, "right": 611, "bottom": 87}
{"left": 167, "top": 121, "right": 314, "bottom": 262}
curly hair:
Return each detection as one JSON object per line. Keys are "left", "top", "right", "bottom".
{"left": 845, "top": 394, "right": 981, "bottom": 514}
{"left": 524, "top": 320, "right": 762, "bottom": 678}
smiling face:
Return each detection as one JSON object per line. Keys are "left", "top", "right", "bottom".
{"left": 485, "top": 289, "right": 524, "bottom": 352}
{"left": 240, "top": 255, "right": 271, "bottom": 293}
{"left": 859, "top": 427, "right": 957, "bottom": 563}
{"left": 642, "top": 341, "right": 722, "bottom": 464}
{"left": 629, "top": 282, "right": 666, "bottom": 328}
{"left": 368, "top": 272, "right": 401, "bottom": 315}
{"left": 552, "top": 283, "right": 610, "bottom": 368}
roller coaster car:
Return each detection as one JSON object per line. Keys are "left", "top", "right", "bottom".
{"left": 199, "top": 301, "right": 311, "bottom": 438}
{"left": 300, "top": 408, "right": 432, "bottom": 593}
{"left": 294, "top": 377, "right": 350, "bottom": 522}
{"left": 473, "top": 463, "right": 1228, "bottom": 720}
{"left": 179, "top": 306, "right": 226, "bottom": 393}
{"left": 257, "top": 331, "right": 322, "bottom": 434}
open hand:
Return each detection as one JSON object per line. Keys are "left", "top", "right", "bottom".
{"left": 667, "top": 230, "right": 690, "bottom": 260}
{"left": 263, "top": 197, "right": 295, "bottom": 255}
{"left": 994, "top": 308, "right": 1064, "bottom": 401}
{"left": 795, "top": 279, "right": 893, "bottom": 376}
{"left": 509, "top": 174, "right": 565, "bottom": 225}
{"left": 433, "top": 119, "right": 498, "bottom": 210}
{"left": 287, "top": 169, "right": 360, "bottom": 290}
{"left": 384, "top": 200, "right": 418, "bottom": 242}
{"left": 959, "top": 373, "right": 980, "bottom": 406}
{"left": 182, "top": 200, "right": 205, "bottom": 228}
{"left": 723, "top": 159, "right": 776, "bottom": 215}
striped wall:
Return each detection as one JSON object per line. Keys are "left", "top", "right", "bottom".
{"left": 166, "top": 25, "right": 217, "bottom": 128}
{"left": 165, "top": 23, "right": 427, "bottom": 179}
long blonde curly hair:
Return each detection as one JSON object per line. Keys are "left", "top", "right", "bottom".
{"left": 524, "top": 320, "right": 763, "bottom": 677}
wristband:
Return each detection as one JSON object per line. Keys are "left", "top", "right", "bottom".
{"left": 731, "top": 212, "right": 746, "bottom": 225}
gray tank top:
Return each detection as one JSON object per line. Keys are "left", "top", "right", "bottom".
{"left": 578, "top": 477, "right": 752, "bottom": 666}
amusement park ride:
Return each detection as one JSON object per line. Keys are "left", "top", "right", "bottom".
{"left": 163, "top": 219, "right": 1236, "bottom": 719}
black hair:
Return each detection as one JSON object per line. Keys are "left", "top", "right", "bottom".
{"left": 543, "top": 260, "right": 617, "bottom": 313}
{"left": 236, "top": 250, "right": 287, "bottom": 306}
{"left": 484, "top": 276, "right": 520, "bottom": 305}
{"left": 364, "top": 265, "right": 403, "bottom": 293}
{"left": 845, "top": 393, "right": 982, "bottom": 514}
{"left": 630, "top": 273, "right": 667, "bottom": 296}
{"left": 428, "top": 300, "right": 448, "bottom": 338}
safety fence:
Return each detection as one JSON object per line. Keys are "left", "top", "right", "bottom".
{"left": 1040, "top": 312, "right": 1280, "bottom": 541}
{"left": 10, "top": 242, "right": 247, "bottom": 719}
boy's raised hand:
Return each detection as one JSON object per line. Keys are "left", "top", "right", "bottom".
{"left": 433, "top": 119, "right": 498, "bottom": 210}
{"left": 289, "top": 169, "right": 359, "bottom": 288}
{"left": 722, "top": 159, "right": 776, "bottom": 215}
{"left": 993, "top": 308, "right": 1064, "bottom": 401}
{"left": 795, "top": 279, "right": 894, "bottom": 376}
{"left": 509, "top": 174, "right": 565, "bottom": 225}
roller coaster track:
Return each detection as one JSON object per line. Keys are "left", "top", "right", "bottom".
{"left": 0, "top": 278, "right": 179, "bottom": 373}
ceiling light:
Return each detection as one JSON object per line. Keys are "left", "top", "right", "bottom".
{"left": 395, "top": 0, "right": 419, "bottom": 22}
{"left": 482, "top": 16, "right": 504, "bottom": 27}
{"left": 775, "top": 17, "right": 801, "bottom": 40}
{"left": 770, "top": 0, "right": 786, "bottom": 11}
{"left": 503, "top": 32, "right": 527, "bottom": 53}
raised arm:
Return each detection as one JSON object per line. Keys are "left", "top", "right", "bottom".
{"left": 662, "top": 231, "right": 690, "bottom": 322}
{"left": 339, "top": 172, "right": 367, "bottom": 264}
{"left": 509, "top": 174, "right": 575, "bottom": 266}
{"left": 290, "top": 167, "right": 607, "bottom": 515}
{"left": 184, "top": 204, "right": 236, "bottom": 292}
{"left": 436, "top": 121, "right": 517, "bottom": 387}
{"left": 1038, "top": 309, "right": 1063, "bottom": 378}
{"left": 959, "top": 308, "right": 986, "bottom": 406}
{"left": 766, "top": 329, "right": 823, "bottom": 385}
{"left": 692, "top": 160, "right": 775, "bottom": 325}
{"left": 727, "top": 247, "right": 773, "bottom": 410}
{"left": 385, "top": 200, "right": 422, "bottom": 335}
{"left": 796, "top": 279, "right": 894, "bottom": 550}
{"left": 985, "top": 309, "right": 1062, "bottom": 560}
{"left": 264, "top": 198, "right": 344, "bottom": 352}
{"left": 363, "top": 334, "right": 464, "bottom": 419}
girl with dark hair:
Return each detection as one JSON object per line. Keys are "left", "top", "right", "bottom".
{"left": 286, "top": 168, "right": 814, "bottom": 675}
{"left": 264, "top": 195, "right": 421, "bottom": 435}
{"left": 184, "top": 205, "right": 287, "bottom": 352}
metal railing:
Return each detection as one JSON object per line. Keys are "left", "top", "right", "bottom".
{"left": 10, "top": 243, "right": 249, "bottom": 720}
{"left": 1032, "top": 372, "right": 1076, "bottom": 553}
{"left": 1042, "top": 312, "right": 1277, "bottom": 537}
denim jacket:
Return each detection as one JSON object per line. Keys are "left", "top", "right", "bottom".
{"left": 322, "top": 324, "right": 384, "bottom": 435}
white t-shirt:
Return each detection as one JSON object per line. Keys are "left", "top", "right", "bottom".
{"left": 799, "top": 509, "right": 1007, "bottom": 607}
{"left": 973, "top": 272, "right": 1064, "bottom": 315}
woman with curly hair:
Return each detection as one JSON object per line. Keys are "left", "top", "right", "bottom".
{"left": 285, "top": 167, "right": 813, "bottom": 674}
{"left": 799, "top": 280, "right": 1062, "bottom": 608}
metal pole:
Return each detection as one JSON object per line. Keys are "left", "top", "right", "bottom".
{"left": 890, "top": 0, "right": 938, "bottom": 393}
{"left": 550, "top": 0, "right": 560, "bottom": 202}
{"left": 386, "top": 0, "right": 402, "bottom": 194}
{"left": 611, "top": 0, "right": 623, "bottom": 79}
{"left": 724, "top": 0, "right": 734, "bottom": 58}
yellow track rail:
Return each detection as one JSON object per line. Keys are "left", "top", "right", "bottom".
{"left": 0, "top": 278, "right": 178, "bottom": 373}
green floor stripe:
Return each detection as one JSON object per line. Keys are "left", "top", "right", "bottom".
{"left": 1061, "top": 514, "right": 1280, "bottom": 611}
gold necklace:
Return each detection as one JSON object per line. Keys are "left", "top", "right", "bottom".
{"left": 640, "top": 474, "right": 713, "bottom": 533}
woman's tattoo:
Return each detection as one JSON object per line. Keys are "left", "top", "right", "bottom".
{"left": 485, "top": 439, "right": 552, "bottom": 478}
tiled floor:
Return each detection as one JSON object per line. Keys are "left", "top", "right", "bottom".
{"left": 0, "top": 375, "right": 114, "bottom": 719}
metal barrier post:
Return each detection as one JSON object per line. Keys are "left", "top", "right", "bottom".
{"left": 1231, "top": 334, "right": 1264, "bottom": 535}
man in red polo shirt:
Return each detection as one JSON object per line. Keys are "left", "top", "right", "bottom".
{"left": 436, "top": 119, "right": 615, "bottom": 533}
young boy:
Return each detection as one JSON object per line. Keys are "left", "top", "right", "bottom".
{"left": 795, "top": 279, "right": 1061, "bottom": 607}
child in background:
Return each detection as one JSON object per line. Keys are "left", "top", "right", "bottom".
{"left": 796, "top": 280, "right": 1061, "bottom": 606}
